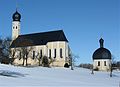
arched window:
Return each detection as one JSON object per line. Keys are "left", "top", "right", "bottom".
{"left": 16, "top": 26, "right": 17, "bottom": 29}
{"left": 54, "top": 49, "right": 56, "bottom": 58}
{"left": 33, "top": 51, "right": 35, "bottom": 59}
{"left": 49, "top": 49, "right": 51, "bottom": 58}
{"left": 19, "top": 51, "right": 21, "bottom": 60}
{"left": 60, "top": 48, "right": 63, "bottom": 58}
{"left": 104, "top": 61, "right": 106, "bottom": 66}
{"left": 40, "top": 50, "right": 42, "bottom": 58}
{"left": 98, "top": 61, "right": 100, "bottom": 66}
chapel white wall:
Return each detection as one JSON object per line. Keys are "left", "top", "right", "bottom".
{"left": 93, "top": 59, "right": 111, "bottom": 71}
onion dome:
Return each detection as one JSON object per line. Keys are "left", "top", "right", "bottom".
{"left": 12, "top": 10, "right": 21, "bottom": 21}
{"left": 93, "top": 38, "right": 111, "bottom": 60}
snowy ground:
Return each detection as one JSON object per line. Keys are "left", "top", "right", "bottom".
{"left": 0, "top": 64, "right": 120, "bottom": 87}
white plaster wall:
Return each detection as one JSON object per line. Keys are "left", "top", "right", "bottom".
{"left": 12, "top": 41, "right": 69, "bottom": 67}
{"left": 47, "top": 41, "right": 68, "bottom": 58}
{"left": 12, "top": 45, "right": 46, "bottom": 66}
{"left": 12, "top": 21, "right": 20, "bottom": 40}
{"left": 93, "top": 59, "right": 111, "bottom": 71}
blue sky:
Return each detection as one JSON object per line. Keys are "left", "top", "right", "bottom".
{"left": 0, "top": 0, "right": 119, "bottom": 64}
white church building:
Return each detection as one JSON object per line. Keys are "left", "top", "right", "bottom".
{"left": 10, "top": 10, "right": 70, "bottom": 67}
{"left": 92, "top": 38, "right": 112, "bottom": 71}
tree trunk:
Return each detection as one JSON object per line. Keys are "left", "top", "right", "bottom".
{"left": 110, "top": 68, "right": 112, "bottom": 77}
{"left": 39, "top": 59, "right": 41, "bottom": 66}
{"left": 71, "top": 57, "right": 73, "bottom": 70}
{"left": 22, "top": 56, "right": 25, "bottom": 66}
{"left": 91, "top": 65, "right": 94, "bottom": 74}
{"left": 26, "top": 55, "right": 28, "bottom": 66}
{"left": 22, "top": 59, "right": 24, "bottom": 66}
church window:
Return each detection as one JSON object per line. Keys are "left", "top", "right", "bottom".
{"left": 104, "top": 61, "right": 106, "bottom": 66}
{"left": 33, "top": 51, "right": 35, "bottom": 59}
{"left": 16, "top": 26, "right": 17, "bottom": 29}
{"left": 12, "top": 50, "right": 15, "bottom": 58}
{"left": 19, "top": 51, "right": 21, "bottom": 60}
{"left": 98, "top": 61, "right": 100, "bottom": 66}
{"left": 49, "top": 49, "right": 51, "bottom": 58}
{"left": 60, "top": 48, "right": 63, "bottom": 58}
{"left": 40, "top": 50, "right": 42, "bottom": 58}
{"left": 54, "top": 49, "right": 56, "bottom": 58}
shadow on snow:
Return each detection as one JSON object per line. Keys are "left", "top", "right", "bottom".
{"left": 0, "top": 70, "right": 26, "bottom": 78}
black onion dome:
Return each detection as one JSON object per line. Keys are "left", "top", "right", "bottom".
{"left": 93, "top": 48, "right": 111, "bottom": 60}
{"left": 12, "top": 11, "right": 21, "bottom": 21}
{"left": 92, "top": 38, "right": 111, "bottom": 60}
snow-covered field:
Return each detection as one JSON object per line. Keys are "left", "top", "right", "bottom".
{"left": 0, "top": 64, "right": 120, "bottom": 87}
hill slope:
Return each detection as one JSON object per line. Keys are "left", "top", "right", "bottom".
{"left": 0, "top": 64, "right": 120, "bottom": 87}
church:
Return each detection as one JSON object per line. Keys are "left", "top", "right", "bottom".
{"left": 10, "top": 10, "right": 70, "bottom": 67}
{"left": 92, "top": 38, "right": 112, "bottom": 71}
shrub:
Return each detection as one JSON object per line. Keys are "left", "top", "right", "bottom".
{"left": 42, "top": 56, "right": 49, "bottom": 67}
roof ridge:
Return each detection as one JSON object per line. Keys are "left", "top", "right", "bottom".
{"left": 19, "top": 30, "right": 63, "bottom": 36}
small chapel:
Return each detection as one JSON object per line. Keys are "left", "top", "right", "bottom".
{"left": 10, "top": 10, "right": 70, "bottom": 67}
{"left": 92, "top": 38, "right": 112, "bottom": 71}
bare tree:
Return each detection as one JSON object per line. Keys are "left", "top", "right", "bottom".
{"left": 91, "top": 65, "right": 94, "bottom": 74}
{"left": 69, "top": 52, "right": 80, "bottom": 70}
{"left": 37, "top": 52, "right": 42, "bottom": 66}
{"left": 9, "top": 48, "right": 17, "bottom": 64}
{"left": 13, "top": 38, "right": 34, "bottom": 66}
{"left": 0, "top": 37, "right": 3, "bottom": 47}
{"left": 2, "top": 37, "right": 11, "bottom": 55}
{"left": 0, "top": 38, "right": 3, "bottom": 62}
{"left": 49, "top": 57, "right": 55, "bottom": 67}
{"left": 117, "top": 61, "right": 120, "bottom": 70}
{"left": 20, "top": 46, "right": 33, "bottom": 66}
{"left": 32, "top": 52, "right": 41, "bottom": 66}
{"left": 0, "top": 37, "right": 12, "bottom": 64}
{"left": 0, "top": 48, "right": 3, "bottom": 63}
{"left": 69, "top": 53, "right": 73, "bottom": 70}
{"left": 110, "top": 54, "right": 116, "bottom": 77}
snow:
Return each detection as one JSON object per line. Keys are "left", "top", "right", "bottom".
{"left": 0, "top": 64, "right": 120, "bottom": 87}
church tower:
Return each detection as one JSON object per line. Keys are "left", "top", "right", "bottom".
{"left": 12, "top": 9, "right": 21, "bottom": 40}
